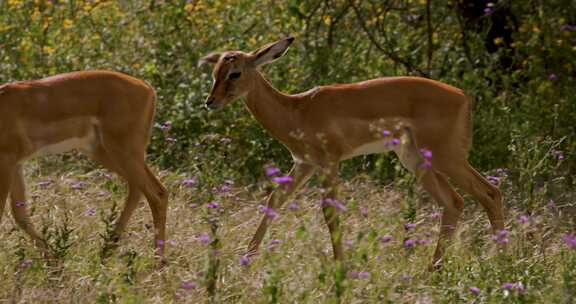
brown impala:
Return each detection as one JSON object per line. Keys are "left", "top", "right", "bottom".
{"left": 0, "top": 71, "right": 168, "bottom": 258}
{"left": 200, "top": 37, "right": 505, "bottom": 268}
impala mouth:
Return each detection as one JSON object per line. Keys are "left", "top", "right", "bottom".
{"left": 205, "top": 96, "right": 219, "bottom": 110}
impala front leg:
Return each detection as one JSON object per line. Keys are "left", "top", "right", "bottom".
{"left": 10, "top": 166, "right": 50, "bottom": 254}
{"left": 246, "top": 162, "right": 315, "bottom": 257}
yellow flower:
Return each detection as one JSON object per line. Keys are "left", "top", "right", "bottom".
{"left": 8, "top": 0, "right": 22, "bottom": 8}
{"left": 32, "top": 9, "right": 41, "bottom": 21}
{"left": 494, "top": 37, "right": 504, "bottom": 45}
{"left": 184, "top": 3, "right": 194, "bottom": 12}
{"left": 323, "top": 16, "right": 332, "bottom": 26}
{"left": 19, "top": 39, "right": 31, "bottom": 51}
{"left": 63, "top": 19, "right": 73, "bottom": 29}
{"left": 43, "top": 46, "right": 55, "bottom": 55}
{"left": 532, "top": 26, "right": 541, "bottom": 33}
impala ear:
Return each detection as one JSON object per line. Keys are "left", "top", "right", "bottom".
{"left": 198, "top": 52, "right": 222, "bottom": 67}
{"left": 250, "top": 37, "right": 295, "bottom": 67}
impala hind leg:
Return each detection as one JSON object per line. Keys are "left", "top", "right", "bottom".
{"left": 10, "top": 165, "right": 50, "bottom": 254}
{"left": 0, "top": 161, "right": 15, "bottom": 228}
{"left": 320, "top": 165, "right": 344, "bottom": 261}
{"left": 99, "top": 136, "right": 168, "bottom": 257}
{"left": 247, "top": 162, "right": 315, "bottom": 257}
{"left": 418, "top": 169, "right": 465, "bottom": 269}
{"left": 90, "top": 145, "right": 143, "bottom": 258}
{"left": 441, "top": 162, "right": 505, "bottom": 232}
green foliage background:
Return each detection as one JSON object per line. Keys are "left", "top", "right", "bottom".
{"left": 0, "top": 0, "right": 574, "bottom": 187}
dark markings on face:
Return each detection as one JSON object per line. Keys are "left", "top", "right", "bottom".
{"left": 224, "top": 54, "right": 237, "bottom": 62}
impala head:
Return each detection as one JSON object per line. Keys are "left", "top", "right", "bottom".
{"left": 199, "top": 37, "right": 295, "bottom": 110}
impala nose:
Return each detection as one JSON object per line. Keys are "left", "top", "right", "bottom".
{"left": 205, "top": 96, "right": 216, "bottom": 109}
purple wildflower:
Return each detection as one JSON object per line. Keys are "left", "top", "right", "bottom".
{"left": 166, "top": 137, "right": 177, "bottom": 143}
{"left": 548, "top": 73, "right": 558, "bottom": 81}
{"left": 502, "top": 282, "right": 525, "bottom": 293}
{"left": 430, "top": 211, "right": 441, "bottom": 219}
{"left": 496, "top": 168, "right": 508, "bottom": 175}
{"left": 487, "top": 175, "right": 500, "bottom": 185}
{"left": 502, "top": 282, "right": 515, "bottom": 290}
{"left": 197, "top": 233, "right": 210, "bottom": 245}
{"left": 561, "top": 24, "right": 576, "bottom": 31}
{"left": 15, "top": 201, "right": 26, "bottom": 208}
{"left": 181, "top": 281, "right": 197, "bottom": 290}
{"left": 421, "top": 160, "right": 432, "bottom": 169}
{"left": 552, "top": 150, "right": 565, "bottom": 161}
{"left": 492, "top": 229, "right": 509, "bottom": 244}
{"left": 404, "top": 223, "right": 417, "bottom": 231}
{"left": 562, "top": 234, "right": 576, "bottom": 249}
{"left": 391, "top": 138, "right": 400, "bottom": 146}
{"left": 321, "top": 198, "right": 347, "bottom": 212}
{"left": 37, "top": 181, "right": 52, "bottom": 189}
{"left": 182, "top": 178, "right": 197, "bottom": 188}
{"left": 358, "top": 271, "right": 370, "bottom": 279}
{"left": 272, "top": 175, "right": 293, "bottom": 185}
{"left": 420, "top": 148, "right": 433, "bottom": 159}
{"left": 484, "top": 7, "right": 492, "bottom": 14}
{"left": 346, "top": 271, "right": 370, "bottom": 279}
{"left": 189, "top": 203, "right": 198, "bottom": 208}
{"left": 220, "top": 137, "right": 232, "bottom": 144}
{"left": 159, "top": 121, "right": 172, "bottom": 132}
{"left": 265, "top": 166, "right": 281, "bottom": 177}
{"left": 382, "top": 129, "right": 391, "bottom": 137}
{"left": 288, "top": 202, "right": 299, "bottom": 211}
{"left": 417, "top": 239, "right": 432, "bottom": 245}
{"left": 258, "top": 205, "right": 278, "bottom": 219}
{"left": 267, "top": 239, "right": 282, "bottom": 250}
{"left": 240, "top": 255, "right": 250, "bottom": 266}
{"left": 378, "top": 235, "right": 394, "bottom": 243}
{"left": 206, "top": 201, "right": 219, "bottom": 209}
{"left": 469, "top": 287, "right": 480, "bottom": 295}
{"left": 71, "top": 182, "right": 85, "bottom": 190}
{"left": 404, "top": 239, "right": 416, "bottom": 248}
{"left": 84, "top": 208, "right": 96, "bottom": 216}
{"left": 360, "top": 206, "right": 368, "bottom": 218}
{"left": 19, "top": 259, "right": 33, "bottom": 270}
{"left": 517, "top": 215, "right": 529, "bottom": 224}
{"left": 156, "top": 239, "right": 165, "bottom": 248}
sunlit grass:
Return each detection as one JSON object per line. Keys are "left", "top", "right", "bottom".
{"left": 1, "top": 156, "right": 574, "bottom": 303}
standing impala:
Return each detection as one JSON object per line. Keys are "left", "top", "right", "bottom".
{"left": 200, "top": 37, "right": 505, "bottom": 267}
{"left": 0, "top": 71, "right": 168, "bottom": 258}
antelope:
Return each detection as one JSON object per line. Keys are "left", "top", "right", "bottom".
{"left": 199, "top": 37, "right": 505, "bottom": 267}
{"left": 0, "top": 71, "right": 168, "bottom": 258}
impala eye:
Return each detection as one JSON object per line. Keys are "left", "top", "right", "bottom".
{"left": 228, "top": 72, "right": 241, "bottom": 80}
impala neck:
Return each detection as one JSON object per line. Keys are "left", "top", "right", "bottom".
{"left": 244, "top": 71, "right": 298, "bottom": 142}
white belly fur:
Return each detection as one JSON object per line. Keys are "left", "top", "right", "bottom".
{"left": 343, "top": 132, "right": 423, "bottom": 173}
{"left": 28, "top": 126, "right": 97, "bottom": 159}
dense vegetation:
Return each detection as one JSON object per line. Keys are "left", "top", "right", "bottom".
{"left": 0, "top": 1, "right": 575, "bottom": 303}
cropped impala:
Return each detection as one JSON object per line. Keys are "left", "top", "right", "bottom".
{"left": 0, "top": 71, "right": 168, "bottom": 258}
{"left": 200, "top": 37, "right": 505, "bottom": 267}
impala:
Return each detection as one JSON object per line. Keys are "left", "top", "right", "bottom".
{"left": 0, "top": 71, "right": 168, "bottom": 258}
{"left": 200, "top": 37, "right": 505, "bottom": 267}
